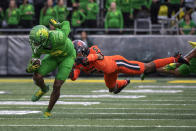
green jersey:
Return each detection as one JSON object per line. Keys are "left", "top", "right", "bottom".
{"left": 86, "top": 2, "right": 99, "bottom": 20}
{"left": 179, "top": 20, "right": 195, "bottom": 35}
{"left": 19, "top": 4, "right": 34, "bottom": 20}
{"left": 71, "top": 9, "right": 86, "bottom": 27}
{"left": 5, "top": 8, "right": 20, "bottom": 25}
{"left": 31, "top": 21, "right": 75, "bottom": 59}
{"left": 119, "top": 0, "right": 131, "bottom": 13}
{"left": 40, "top": 7, "right": 57, "bottom": 27}
{"left": 105, "top": 9, "right": 123, "bottom": 29}
{"left": 54, "top": 5, "right": 69, "bottom": 22}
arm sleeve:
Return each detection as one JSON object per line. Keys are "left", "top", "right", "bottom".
{"left": 19, "top": 5, "right": 24, "bottom": 16}
{"left": 57, "top": 21, "right": 71, "bottom": 37}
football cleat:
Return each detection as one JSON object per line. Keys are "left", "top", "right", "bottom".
{"left": 42, "top": 111, "right": 51, "bottom": 118}
{"left": 31, "top": 85, "right": 49, "bottom": 102}
{"left": 113, "top": 80, "right": 130, "bottom": 94}
{"left": 108, "top": 88, "right": 114, "bottom": 93}
{"left": 163, "top": 63, "right": 177, "bottom": 71}
{"left": 174, "top": 52, "right": 190, "bottom": 65}
{"left": 188, "top": 41, "right": 196, "bottom": 48}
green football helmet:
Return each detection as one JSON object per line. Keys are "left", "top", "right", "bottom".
{"left": 29, "top": 25, "right": 49, "bottom": 51}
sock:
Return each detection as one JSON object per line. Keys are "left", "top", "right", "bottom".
{"left": 45, "top": 108, "right": 51, "bottom": 113}
{"left": 116, "top": 80, "right": 127, "bottom": 88}
{"left": 41, "top": 85, "right": 48, "bottom": 92}
{"left": 153, "top": 57, "right": 176, "bottom": 68}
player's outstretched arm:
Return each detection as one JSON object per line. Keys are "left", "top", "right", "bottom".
{"left": 49, "top": 19, "right": 70, "bottom": 37}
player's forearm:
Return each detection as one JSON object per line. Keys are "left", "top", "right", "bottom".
{"left": 87, "top": 53, "right": 103, "bottom": 62}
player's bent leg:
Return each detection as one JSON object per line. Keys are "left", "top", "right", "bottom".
{"left": 31, "top": 73, "right": 49, "bottom": 102}
{"left": 104, "top": 73, "right": 118, "bottom": 93}
{"left": 113, "top": 79, "right": 130, "bottom": 94}
{"left": 31, "top": 55, "right": 57, "bottom": 102}
{"left": 42, "top": 55, "right": 75, "bottom": 118}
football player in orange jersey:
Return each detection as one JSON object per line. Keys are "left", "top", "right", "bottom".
{"left": 70, "top": 40, "right": 189, "bottom": 94}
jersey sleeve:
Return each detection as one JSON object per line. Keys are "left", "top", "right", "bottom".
{"left": 57, "top": 21, "right": 71, "bottom": 37}
{"left": 89, "top": 45, "right": 102, "bottom": 54}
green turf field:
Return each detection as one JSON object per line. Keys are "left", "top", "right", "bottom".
{"left": 0, "top": 77, "right": 196, "bottom": 131}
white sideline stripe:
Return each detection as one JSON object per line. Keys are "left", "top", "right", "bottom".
{"left": 109, "top": 103, "right": 196, "bottom": 105}
{"left": 53, "top": 112, "right": 196, "bottom": 116}
{"left": 0, "top": 110, "right": 40, "bottom": 115}
{"left": 137, "top": 85, "right": 196, "bottom": 88}
{"left": 0, "top": 125, "right": 196, "bottom": 128}
{"left": 0, "top": 107, "right": 195, "bottom": 111}
{"left": 0, "top": 101, "right": 100, "bottom": 106}
{"left": 92, "top": 89, "right": 182, "bottom": 93}
{"left": 44, "top": 95, "right": 146, "bottom": 99}
{"left": 0, "top": 118, "right": 190, "bottom": 121}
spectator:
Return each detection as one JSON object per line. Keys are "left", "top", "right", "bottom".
{"left": 105, "top": 2, "right": 123, "bottom": 34}
{"left": 54, "top": 0, "right": 69, "bottom": 22}
{"left": 105, "top": 0, "right": 120, "bottom": 10}
{"left": 119, "top": 0, "right": 132, "bottom": 27}
{"left": 179, "top": 13, "right": 195, "bottom": 35}
{"left": 80, "top": 31, "right": 93, "bottom": 47}
{"left": 5, "top": 0, "right": 20, "bottom": 28}
{"left": 40, "top": 0, "right": 57, "bottom": 27}
{"left": 19, "top": 0, "right": 34, "bottom": 28}
{"left": 72, "top": 0, "right": 89, "bottom": 13}
{"left": 0, "top": 7, "right": 4, "bottom": 27}
{"left": 71, "top": 4, "right": 86, "bottom": 28}
{"left": 150, "top": 0, "right": 160, "bottom": 24}
{"left": 85, "top": 0, "right": 99, "bottom": 28}
{"left": 168, "top": 0, "right": 184, "bottom": 18}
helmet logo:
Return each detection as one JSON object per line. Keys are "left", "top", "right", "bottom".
{"left": 36, "top": 28, "right": 49, "bottom": 38}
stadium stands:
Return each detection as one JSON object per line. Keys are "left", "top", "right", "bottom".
{"left": 0, "top": 0, "right": 195, "bottom": 35}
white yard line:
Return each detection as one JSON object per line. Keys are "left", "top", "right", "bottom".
{"left": 1, "top": 99, "right": 196, "bottom": 102}
{"left": 0, "top": 101, "right": 100, "bottom": 106}
{"left": 0, "top": 118, "right": 192, "bottom": 121}
{"left": 0, "top": 125, "right": 196, "bottom": 128}
{"left": 137, "top": 85, "right": 196, "bottom": 88}
{"left": 0, "top": 91, "right": 9, "bottom": 94}
{"left": 0, "top": 110, "right": 40, "bottom": 115}
{"left": 0, "top": 107, "right": 195, "bottom": 111}
{"left": 53, "top": 112, "right": 196, "bottom": 116}
{"left": 92, "top": 89, "right": 183, "bottom": 93}
{"left": 44, "top": 95, "right": 146, "bottom": 99}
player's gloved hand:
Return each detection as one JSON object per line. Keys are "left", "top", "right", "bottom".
{"left": 26, "top": 58, "right": 41, "bottom": 73}
{"left": 75, "top": 57, "right": 88, "bottom": 66}
{"left": 49, "top": 18, "right": 60, "bottom": 28}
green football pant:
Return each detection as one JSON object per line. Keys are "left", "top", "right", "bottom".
{"left": 37, "top": 54, "right": 75, "bottom": 81}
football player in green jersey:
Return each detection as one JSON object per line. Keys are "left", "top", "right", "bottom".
{"left": 26, "top": 19, "right": 76, "bottom": 118}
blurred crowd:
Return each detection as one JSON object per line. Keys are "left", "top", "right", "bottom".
{"left": 0, "top": 0, "right": 195, "bottom": 35}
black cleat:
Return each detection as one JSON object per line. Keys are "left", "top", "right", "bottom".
{"left": 174, "top": 52, "right": 190, "bottom": 65}
{"left": 108, "top": 88, "right": 114, "bottom": 93}
{"left": 113, "top": 80, "right": 130, "bottom": 94}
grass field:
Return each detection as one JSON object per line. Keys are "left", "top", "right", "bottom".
{"left": 0, "top": 77, "right": 196, "bottom": 131}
